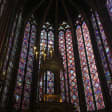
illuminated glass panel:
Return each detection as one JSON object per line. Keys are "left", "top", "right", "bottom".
{"left": 95, "top": 13, "right": 112, "bottom": 71}
{"left": 6, "top": 13, "right": 22, "bottom": 80}
{"left": 40, "top": 29, "right": 47, "bottom": 61}
{"left": 47, "top": 31, "right": 54, "bottom": 94}
{"left": 60, "top": 70, "right": 65, "bottom": 101}
{"left": 14, "top": 22, "right": 31, "bottom": 109}
{"left": 59, "top": 31, "right": 68, "bottom": 101}
{"left": 59, "top": 28, "right": 80, "bottom": 111}
{"left": 2, "top": 14, "right": 18, "bottom": 76}
{"left": 106, "top": 0, "right": 112, "bottom": 20}
{"left": 48, "top": 31, "right": 54, "bottom": 51}
{"left": 22, "top": 25, "right": 36, "bottom": 109}
{"left": 1, "top": 13, "right": 22, "bottom": 106}
{"left": 82, "top": 22, "right": 105, "bottom": 110}
{"left": 65, "top": 29, "right": 79, "bottom": 111}
{"left": 91, "top": 13, "right": 112, "bottom": 98}
{"left": 7, "top": 13, "right": 22, "bottom": 77}
{"left": 47, "top": 71, "right": 54, "bottom": 94}
{"left": 39, "top": 29, "right": 47, "bottom": 101}
{"left": 39, "top": 24, "right": 54, "bottom": 100}
{"left": 40, "top": 29, "right": 47, "bottom": 50}
{"left": 76, "top": 25, "right": 95, "bottom": 111}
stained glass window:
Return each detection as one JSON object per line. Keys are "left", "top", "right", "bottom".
{"left": 39, "top": 22, "right": 54, "bottom": 101}
{"left": 39, "top": 28, "right": 47, "bottom": 100}
{"left": 2, "top": 14, "right": 18, "bottom": 78}
{"left": 106, "top": 0, "right": 112, "bottom": 20}
{"left": 14, "top": 21, "right": 36, "bottom": 110}
{"left": 59, "top": 22, "right": 80, "bottom": 111}
{"left": 76, "top": 25, "right": 95, "bottom": 111}
{"left": 91, "top": 12, "right": 112, "bottom": 100}
{"left": 46, "top": 71, "right": 54, "bottom": 94}
{"left": 59, "top": 30, "right": 68, "bottom": 102}
{"left": 1, "top": 12, "right": 22, "bottom": 106}
{"left": 76, "top": 20, "right": 105, "bottom": 111}
{"left": 47, "top": 29, "right": 54, "bottom": 94}
{"left": 22, "top": 25, "right": 36, "bottom": 109}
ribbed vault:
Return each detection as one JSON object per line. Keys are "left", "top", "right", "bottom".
{"left": 19, "top": 0, "right": 96, "bottom": 24}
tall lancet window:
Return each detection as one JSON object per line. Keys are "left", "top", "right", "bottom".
{"left": 1, "top": 12, "right": 22, "bottom": 106}
{"left": 59, "top": 22, "right": 80, "bottom": 111}
{"left": 76, "top": 16, "right": 105, "bottom": 111}
{"left": 39, "top": 22, "right": 54, "bottom": 100}
{"left": 2, "top": 14, "right": 18, "bottom": 79}
{"left": 14, "top": 20, "right": 37, "bottom": 110}
{"left": 106, "top": 0, "right": 112, "bottom": 20}
{"left": 91, "top": 12, "right": 112, "bottom": 100}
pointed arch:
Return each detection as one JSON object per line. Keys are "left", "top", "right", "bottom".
{"left": 76, "top": 25, "right": 95, "bottom": 111}
{"left": 91, "top": 12, "right": 112, "bottom": 101}
{"left": 14, "top": 20, "right": 37, "bottom": 110}
{"left": 39, "top": 22, "right": 55, "bottom": 100}
{"left": 0, "top": 12, "right": 22, "bottom": 107}
{"left": 59, "top": 30, "right": 67, "bottom": 102}
{"left": 76, "top": 19, "right": 105, "bottom": 111}
{"left": 59, "top": 22, "right": 80, "bottom": 111}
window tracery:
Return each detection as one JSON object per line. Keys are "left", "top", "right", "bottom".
{"left": 76, "top": 16, "right": 105, "bottom": 111}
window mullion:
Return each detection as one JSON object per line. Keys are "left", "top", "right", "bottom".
{"left": 81, "top": 25, "right": 97, "bottom": 111}
{"left": 20, "top": 23, "right": 32, "bottom": 110}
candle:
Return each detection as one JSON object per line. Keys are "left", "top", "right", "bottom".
{"left": 35, "top": 51, "right": 38, "bottom": 59}
{"left": 33, "top": 46, "right": 37, "bottom": 53}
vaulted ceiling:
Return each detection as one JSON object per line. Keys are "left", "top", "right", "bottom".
{"left": 18, "top": 0, "right": 105, "bottom": 24}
